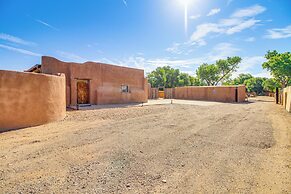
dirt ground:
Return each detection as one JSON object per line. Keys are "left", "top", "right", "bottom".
{"left": 0, "top": 97, "right": 290, "bottom": 193}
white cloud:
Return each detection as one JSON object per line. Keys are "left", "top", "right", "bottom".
{"left": 155, "top": 43, "right": 239, "bottom": 71}
{"left": 245, "top": 37, "right": 256, "bottom": 42}
{"left": 253, "top": 70, "right": 271, "bottom": 78}
{"left": 0, "top": 44, "right": 41, "bottom": 56}
{"left": 207, "top": 8, "right": 221, "bottom": 16}
{"left": 189, "top": 14, "right": 201, "bottom": 20}
{"left": 35, "top": 19, "right": 59, "bottom": 31}
{"left": 166, "top": 42, "right": 196, "bottom": 55}
{"left": 232, "top": 56, "right": 268, "bottom": 78}
{"left": 265, "top": 25, "right": 291, "bottom": 39}
{"left": 188, "top": 4, "right": 265, "bottom": 46}
{"left": 98, "top": 55, "right": 155, "bottom": 73}
{"left": 57, "top": 51, "right": 88, "bottom": 62}
{"left": 239, "top": 56, "right": 265, "bottom": 72}
{"left": 97, "top": 43, "right": 267, "bottom": 78}
{"left": 120, "top": 56, "right": 149, "bottom": 70}
{"left": 232, "top": 5, "right": 266, "bottom": 18}
{"left": 210, "top": 42, "right": 240, "bottom": 59}
{"left": 100, "top": 43, "right": 266, "bottom": 78}
{"left": 190, "top": 23, "right": 222, "bottom": 43}
{"left": 147, "top": 58, "right": 199, "bottom": 68}
{"left": 166, "top": 43, "right": 183, "bottom": 54}
{"left": 225, "top": 19, "right": 259, "bottom": 34}
{"left": 219, "top": 18, "right": 241, "bottom": 26}
{"left": 0, "top": 33, "right": 36, "bottom": 46}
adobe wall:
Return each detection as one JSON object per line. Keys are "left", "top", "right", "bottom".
{"left": 148, "top": 85, "right": 159, "bottom": 99}
{"left": 164, "top": 88, "right": 174, "bottom": 99}
{"left": 237, "top": 85, "right": 246, "bottom": 102}
{"left": 41, "top": 56, "right": 147, "bottom": 106}
{"left": 174, "top": 85, "right": 246, "bottom": 103}
{"left": 0, "top": 70, "right": 66, "bottom": 132}
{"left": 283, "top": 86, "right": 291, "bottom": 112}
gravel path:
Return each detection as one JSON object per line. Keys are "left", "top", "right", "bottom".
{"left": 0, "top": 97, "right": 290, "bottom": 193}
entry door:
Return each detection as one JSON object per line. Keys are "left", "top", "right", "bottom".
{"left": 77, "top": 80, "right": 89, "bottom": 104}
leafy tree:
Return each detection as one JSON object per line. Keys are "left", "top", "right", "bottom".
{"left": 147, "top": 66, "right": 203, "bottom": 88}
{"left": 233, "top": 73, "right": 253, "bottom": 85}
{"left": 262, "top": 50, "right": 291, "bottom": 88}
{"left": 178, "top": 73, "right": 191, "bottom": 86}
{"left": 189, "top": 76, "right": 205, "bottom": 86}
{"left": 196, "top": 56, "right": 242, "bottom": 86}
{"left": 223, "top": 73, "right": 253, "bottom": 85}
{"left": 262, "top": 78, "right": 280, "bottom": 92}
{"left": 147, "top": 66, "right": 180, "bottom": 88}
{"left": 196, "top": 63, "right": 219, "bottom": 86}
{"left": 244, "top": 77, "right": 266, "bottom": 95}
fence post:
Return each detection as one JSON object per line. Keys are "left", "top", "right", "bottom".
{"left": 276, "top": 87, "right": 279, "bottom": 104}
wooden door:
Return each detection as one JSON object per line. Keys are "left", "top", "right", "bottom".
{"left": 158, "top": 91, "right": 165, "bottom": 98}
{"left": 77, "top": 80, "right": 89, "bottom": 104}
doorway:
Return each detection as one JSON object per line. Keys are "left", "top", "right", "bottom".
{"left": 158, "top": 86, "right": 165, "bottom": 99}
{"left": 77, "top": 80, "right": 90, "bottom": 104}
{"left": 235, "top": 87, "right": 238, "bottom": 102}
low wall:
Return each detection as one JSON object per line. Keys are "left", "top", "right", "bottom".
{"left": 0, "top": 70, "right": 66, "bottom": 132}
{"left": 148, "top": 88, "right": 159, "bottom": 99}
{"left": 174, "top": 85, "right": 246, "bottom": 102}
{"left": 283, "top": 86, "right": 291, "bottom": 112}
{"left": 165, "top": 88, "right": 174, "bottom": 99}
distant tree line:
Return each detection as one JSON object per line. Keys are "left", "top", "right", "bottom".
{"left": 147, "top": 50, "right": 291, "bottom": 94}
{"left": 223, "top": 74, "right": 280, "bottom": 95}
{"left": 147, "top": 66, "right": 204, "bottom": 88}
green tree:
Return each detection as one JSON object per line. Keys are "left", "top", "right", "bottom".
{"left": 262, "top": 50, "right": 291, "bottom": 88}
{"left": 223, "top": 73, "right": 253, "bottom": 85}
{"left": 233, "top": 73, "right": 253, "bottom": 85}
{"left": 244, "top": 77, "right": 266, "bottom": 95}
{"left": 196, "top": 56, "right": 242, "bottom": 86}
{"left": 178, "top": 73, "right": 191, "bottom": 86}
{"left": 147, "top": 66, "right": 201, "bottom": 88}
{"left": 262, "top": 78, "right": 280, "bottom": 92}
{"left": 196, "top": 63, "right": 220, "bottom": 86}
{"left": 189, "top": 76, "right": 205, "bottom": 86}
{"left": 147, "top": 66, "right": 180, "bottom": 88}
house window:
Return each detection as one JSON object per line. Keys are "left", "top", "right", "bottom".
{"left": 121, "top": 85, "right": 129, "bottom": 93}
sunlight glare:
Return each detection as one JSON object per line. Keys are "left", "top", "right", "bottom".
{"left": 178, "top": 0, "right": 192, "bottom": 6}
{"left": 178, "top": 0, "right": 192, "bottom": 36}
{"left": 176, "top": 0, "right": 200, "bottom": 36}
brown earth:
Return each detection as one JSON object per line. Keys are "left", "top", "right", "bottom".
{"left": 0, "top": 97, "right": 290, "bottom": 193}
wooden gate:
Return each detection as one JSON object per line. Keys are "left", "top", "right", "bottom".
{"left": 158, "top": 91, "right": 165, "bottom": 98}
{"left": 77, "top": 80, "right": 90, "bottom": 104}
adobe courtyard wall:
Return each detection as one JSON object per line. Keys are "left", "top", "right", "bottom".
{"left": 148, "top": 84, "right": 159, "bottom": 99}
{"left": 173, "top": 85, "right": 246, "bottom": 103}
{"left": 0, "top": 70, "right": 66, "bottom": 132}
{"left": 41, "top": 56, "right": 148, "bottom": 106}
{"left": 283, "top": 86, "right": 291, "bottom": 112}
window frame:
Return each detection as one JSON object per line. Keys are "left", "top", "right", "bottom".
{"left": 121, "top": 85, "right": 129, "bottom": 93}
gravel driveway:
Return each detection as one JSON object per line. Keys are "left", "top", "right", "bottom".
{"left": 0, "top": 97, "right": 290, "bottom": 193}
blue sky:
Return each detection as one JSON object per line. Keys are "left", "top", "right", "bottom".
{"left": 0, "top": 0, "right": 291, "bottom": 77}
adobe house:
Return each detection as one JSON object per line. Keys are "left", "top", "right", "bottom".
{"left": 27, "top": 56, "right": 148, "bottom": 106}
{"left": 282, "top": 86, "right": 291, "bottom": 112}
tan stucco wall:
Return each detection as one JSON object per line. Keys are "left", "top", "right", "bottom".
{"left": 41, "top": 56, "right": 147, "bottom": 106}
{"left": 283, "top": 86, "right": 291, "bottom": 112}
{"left": 237, "top": 85, "right": 246, "bottom": 102}
{"left": 173, "top": 85, "right": 246, "bottom": 103}
{"left": 0, "top": 70, "right": 66, "bottom": 131}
